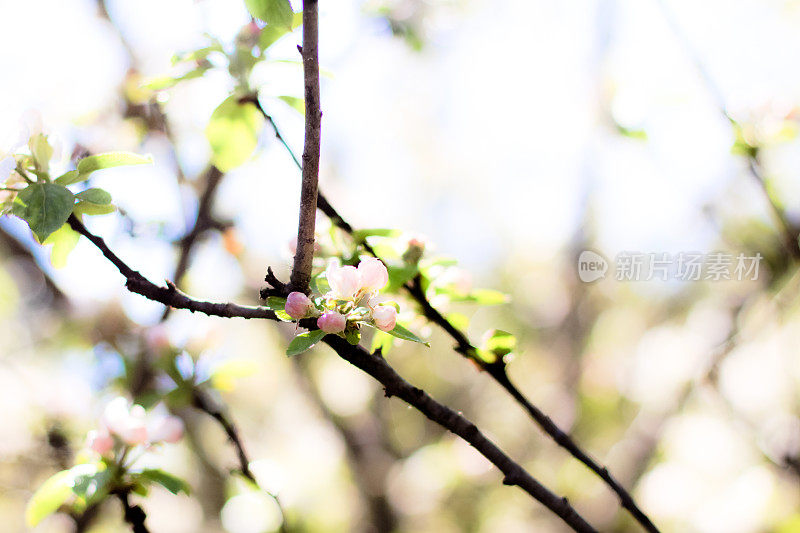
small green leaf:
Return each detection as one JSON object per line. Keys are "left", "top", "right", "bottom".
{"left": 29, "top": 134, "right": 54, "bottom": 172}
{"left": 286, "top": 329, "right": 327, "bottom": 356}
{"left": 43, "top": 224, "right": 80, "bottom": 268}
{"left": 54, "top": 170, "right": 82, "bottom": 186}
{"left": 138, "top": 469, "right": 191, "bottom": 495}
{"left": 387, "top": 263, "right": 418, "bottom": 292}
{"left": 205, "top": 95, "right": 265, "bottom": 172}
{"left": 245, "top": 0, "right": 294, "bottom": 30}
{"left": 385, "top": 324, "right": 429, "bottom": 346}
{"left": 76, "top": 188, "right": 112, "bottom": 205}
{"left": 25, "top": 470, "right": 74, "bottom": 527}
{"left": 351, "top": 228, "right": 402, "bottom": 241}
{"left": 446, "top": 312, "right": 470, "bottom": 332}
{"left": 370, "top": 329, "right": 394, "bottom": 355}
{"left": 264, "top": 296, "right": 286, "bottom": 311}
{"left": 16, "top": 183, "right": 75, "bottom": 242}
{"left": 345, "top": 328, "right": 361, "bottom": 346}
{"left": 73, "top": 201, "right": 116, "bottom": 217}
{"left": 483, "top": 329, "right": 516, "bottom": 358}
{"left": 259, "top": 23, "right": 290, "bottom": 51}
{"left": 141, "top": 67, "right": 209, "bottom": 91}
{"left": 278, "top": 95, "right": 304, "bottom": 114}
{"left": 274, "top": 309, "right": 293, "bottom": 322}
{"left": 77, "top": 152, "right": 153, "bottom": 178}
{"left": 469, "top": 289, "right": 508, "bottom": 305}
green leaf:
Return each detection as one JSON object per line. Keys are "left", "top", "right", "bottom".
{"left": 345, "top": 328, "right": 361, "bottom": 346}
{"left": 278, "top": 95, "right": 304, "bottom": 114}
{"left": 25, "top": 470, "right": 74, "bottom": 527}
{"left": 71, "top": 465, "right": 112, "bottom": 508}
{"left": 43, "top": 224, "right": 80, "bottom": 268}
{"left": 16, "top": 183, "right": 75, "bottom": 242}
{"left": 76, "top": 188, "right": 112, "bottom": 205}
{"left": 286, "top": 329, "right": 327, "bottom": 356}
{"left": 385, "top": 324, "right": 429, "bottom": 346}
{"left": 274, "top": 309, "right": 293, "bottom": 322}
{"left": 259, "top": 23, "right": 290, "bottom": 51}
{"left": 469, "top": 289, "right": 509, "bottom": 305}
{"left": 351, "top": 228, "right": 402, "bottom": 242}
{"left": 73, "top": 201, "right": 116, "bottom": 217}
{"left": 205, "top": 95, "right": 265, "bottom": 172}
{"left": 141, "top": 67, "right": 209, "bottom": 91}
{"left": 77, "top": 152, "right": 153, "bottom": 178}
{"left": 483, "top": 329, "right": 516, "bottom": 358}
{"left": 370, "top": 329, "right": 395, "bottom": 355}
{"left": 387, "top": 263, "right": 418, "bottom": 292}
{"left": 245, "top": 0, "right": 294, "bottom": 29}
{"left": 171, "top": 44, "right": 224, "bottom": 65}
{"left": 54, "top": 170, "right": 82, "bottom": 186}
{"left": 446, "top": 312, "right": 470, "bottom": 332}
{"left": 264, "top": 296, "right": 286, "bottom": 311}
{"left": 138, "top": 469, "right": 191, "bottom": 495}
{"left": 29, "top": 134, "right": 54, "bottom": 172}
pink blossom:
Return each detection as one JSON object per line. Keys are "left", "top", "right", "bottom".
{"left": 102, "top": 398, "right": 148, "bottom": 445}
{"left": 318, "top": 311, "right": 346, "bottom": 334}
{"left": 357, "top": 257, "right": 389, "bottom": 292}
{"left": 149, "top": 415, "right": 184, "bottom": 444}
{"left": 326, "top": 260, "right": 361, "bottom": 300}
{"left": 372, "top": 306, "right": 397, "bottom": 332}
{"left": 285, "top": 291, "right": 314, "bottom": 319}
{"left": 86, "top": 429, "right": 114, "bottom": 456}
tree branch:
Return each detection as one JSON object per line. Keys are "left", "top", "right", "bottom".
{"left": 290, "top": 0, "right": 322, "bottom": 293}
{"left": 67, "top": 215, "right": 276, "bottom": 320}
{"left": 114, "top": 490, "right": 150, "bottom": 533}
{"left": 70, "top": 217, "right": 597, "bottom": 532}
{"left": 248, "top": 89, "right": 658, "bottom": 533}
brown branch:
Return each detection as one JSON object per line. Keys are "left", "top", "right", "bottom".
{"left": 290, "top": 0, "right": 322, "bottom": 293}
{"left": 67, "top": 215, "right": 276, "bottom": 320}
{"left": 114, "top": 490, "right": 150, "bottom": 533}
{"left": 71, "top": 217, "right": 597, "bottom": 532}
{"left": 322, "top": 335, "right": 596, "bottom": 532}
{"left": 248, "top": 89, "right": 658, "bottom": 533}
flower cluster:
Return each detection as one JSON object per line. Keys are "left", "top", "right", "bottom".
{"left": 285, "top": 257, "right": 398, "bottom": 335}
{"left": 85, "top": 397, "right": 184, "bottom": 456}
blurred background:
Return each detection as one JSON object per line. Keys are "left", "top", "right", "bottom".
{"left": 1, "top": 0, "right": 800, "bottom": 531}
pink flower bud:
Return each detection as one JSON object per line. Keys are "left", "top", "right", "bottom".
{"left": 358, "top": 257, "right": 389, "bottom": 292}
{"left": 86, "top": 429, "right": 114, "bottom": 456}
{"left": 327, "top": 261, "right": 361, "bottom": 300}
{"left": 149, "top": 415, "right": 184, "bottom": 444}
{"left": 318, "top": 311, "right": 346, "bottom": 334}
{"left": 372, "top": 305, "right": 397, "bottom": 332}
{"left": 285, "top": 292, "right": 314, "bottom": 319}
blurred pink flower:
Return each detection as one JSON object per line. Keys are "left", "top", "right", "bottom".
{"left": 358, "top": 257, "right": 389, "bottom": 292}
{"left": 372, "top": 306, "right": 397, "bottom": 332}
{"left": 318, "top": 311, "right": 346, "bottom": 333}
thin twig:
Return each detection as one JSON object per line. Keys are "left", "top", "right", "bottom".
{"left": 70, "top": 216, "right": 597, "bottom": 532}
{"left": 290, "top": 0, "right": 322, "bottom": 293}
{"left": 192, "top": 389, "right": 289, "bottom": 532}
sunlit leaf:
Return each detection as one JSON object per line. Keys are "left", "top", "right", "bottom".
{"left": 345, "top": 328, "right": 361, "bottom": 346}
{"left": 43, "top": 224, "right": 80, "bottom": 268}
{"left": 75, "top": 188, "right": 112, "bottom": 205}
{"left": 205, "top": 95, "right": 265, "bottom": 172}
{"left": 77, "top": 152, "right": 153, "bottom": 178}
{"left": 264, "top": 296, "right": 286, "bottom": 311}
{"left": 141, "top": 67, "right": 209, "bottom": 91}
{"left": 54, "top": 170, "right": 82, "bottom": 186}
{"left": 483, "top": 329, "right": 516, "bottom": 358}
{"left": 278, "top": 95, "right": 304, "bottom": 114}
{"left": 245, "top": 0, "right": 294, "bottom": 30}
{"left": 351, "top": 228, "right": 402, "bottom": 241}
{"left": 286, "top": 329, "right": 327, "bottom": 356}
{"left": 210, "top": 359, "right": 258, "bottom": 392}
{"left": 25, "top": 470, "right": 74, "bottom": 527}
{"left": 73, "top": 201, "right": 116, "bottom": 217}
